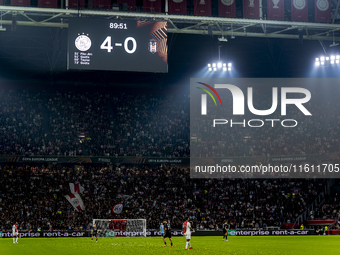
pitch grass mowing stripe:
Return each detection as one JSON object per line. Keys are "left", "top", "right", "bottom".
{"left": 1, "top": 236, "right": 340, "bottom": 255}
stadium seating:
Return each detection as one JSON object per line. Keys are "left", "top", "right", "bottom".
{"left": 314, "top": 192, "right": 340, "bottom": 219}
{"left": 0, "top": 88, "right": 337, "bottom": 233}
{"left": 0, "top": 165, "right": 326, "bottom": 231}
{"left": 0, "top": 90, "right": 189, "bottom": 157}
{"left": 1, "top": 88, "right": 340, "bottom": 158}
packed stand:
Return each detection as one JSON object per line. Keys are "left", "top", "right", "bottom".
{"left": 191, "top": 87, "right": 340, "bottom": 157}
{"left": 0, "top": 90, "right": 46, "bottom": 156}
{"left": 0, "top": 89, "right": 189, "bottom": 157}
{"left": 91, "top": 93, "right": 189, "bottom": 157}
{"left": 0, "top": 87, "right": 339, "bottom": 158}
{"left": 312, "top": 192, "right": 340, "bottom": 220}
{"left": 0, "top": 165, "right": 326, "bottom": 232}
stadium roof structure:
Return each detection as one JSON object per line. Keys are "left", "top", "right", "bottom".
{"left": 0, "top": 5, "right": 340, "bottom": 41}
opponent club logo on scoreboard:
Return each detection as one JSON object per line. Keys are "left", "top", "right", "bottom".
{"left": 75, "top": 34, "right": 92, "bottom": 52}
{"left": 148, "top": 39, "right": 157, "bottom": 53}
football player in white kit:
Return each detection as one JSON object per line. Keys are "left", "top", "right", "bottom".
{"left": 12, "top": 222, "right": 18, "bottom": 243}
{"left": 183, "top": 217, "right": 194, "bottom": 250}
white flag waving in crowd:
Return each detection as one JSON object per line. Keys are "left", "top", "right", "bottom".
{"left": 112, "top": 203, "right": 123, "bottom": 215}
{"left": 65, "top": 193, "right": 85, "bottom": 212}
{"left": 69, "top": 183, "right": 85, "bottom": 194}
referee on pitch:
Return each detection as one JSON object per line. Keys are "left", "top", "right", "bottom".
{"left": 163, "top": 220, "right": 173, "bottom": 247}
{"left": 223, "top": 220, "right": 229, "bottom": 241}
{"left": 91, "top": 224, "right": 99, "bottom": 242}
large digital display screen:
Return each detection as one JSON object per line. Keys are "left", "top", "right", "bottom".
{"left": 68, "top": 18, "right": 167, "bottom": 73}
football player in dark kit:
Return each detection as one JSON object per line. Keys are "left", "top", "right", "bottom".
{"left": 163, "top": 220, "right": 173, "bottom": 247}
{"left": 223, "top": 220, "right": 229, "bottom": 241}
{"left": 91, "top": 224, "right": 99, "bottom": 242}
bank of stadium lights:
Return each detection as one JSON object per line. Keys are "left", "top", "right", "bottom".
{"left": 207, "top": 62, "right": 232, "bottom": 72}
{"left": 315, "top": 55, "right": 340, "bottom": 66}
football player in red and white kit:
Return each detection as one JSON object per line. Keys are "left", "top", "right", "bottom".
{"left": 12, "top": 222, "right": 18, "bottom": 243}
{"left": 183, "top": 217, "right": 194, "bottom": 250}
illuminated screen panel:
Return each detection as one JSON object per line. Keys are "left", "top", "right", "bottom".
{"left": 68, "top": 18, "right": 168, "bottom": 73}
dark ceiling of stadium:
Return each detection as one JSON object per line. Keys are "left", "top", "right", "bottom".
{"left": 0, "top": 25, "right": 339, "bottom": 92}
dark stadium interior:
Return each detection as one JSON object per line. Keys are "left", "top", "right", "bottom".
{"left": 1, "top": 9, "right": 340, "bottom": 241}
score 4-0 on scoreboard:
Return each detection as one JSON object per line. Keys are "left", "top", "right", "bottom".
{"left": 67, "top": 18, "right": 168, "bottom": 73}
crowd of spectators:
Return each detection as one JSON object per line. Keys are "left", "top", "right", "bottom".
{"left": 0, "top": 90, "right": 189, "bottom": 157}
{"left": 0, "top": 87, "right": 338, "bottom": 234}
{"left": 0, "top": 90, "right": 46, "bottom": 156}
{"left": 0, "top": 165, "right": 326, "bottom": 232}
{"left": 312, "top": 192, "right": 340, "bottom": 220}
{"left": 191, "top": 87, "right": 340, "bottom": 157}
{"left": 0, "top": 87, "right": 339, "bottom": 158}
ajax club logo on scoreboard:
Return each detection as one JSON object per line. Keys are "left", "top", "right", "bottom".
{"left": 75, "top": 34, "right": 92, "bottom": 52}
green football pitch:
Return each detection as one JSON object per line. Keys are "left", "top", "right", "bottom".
{"left": 1, "top": 236, "right": 340, "bottom": 255}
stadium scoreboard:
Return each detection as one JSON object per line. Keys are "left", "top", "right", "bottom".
{"left": 68, "top": 18, "right": 168, "bottom": 73}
